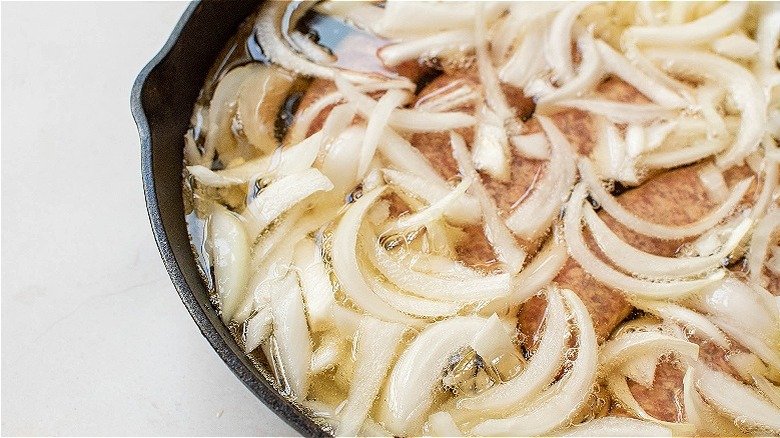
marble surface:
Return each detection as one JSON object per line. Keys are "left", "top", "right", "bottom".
{"left": 1, "top": 2, "right": 297, "bottom": 436}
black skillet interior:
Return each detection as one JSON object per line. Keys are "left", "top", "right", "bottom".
{"left": 131, "top": 2, "right": 326, "bottom": 436}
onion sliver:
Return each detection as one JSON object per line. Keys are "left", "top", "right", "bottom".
{"left": 469, "top": 289, "right": 598, "bottom": 437}
{"left": 747, "top": 209, "right": 780, "bottom": 286}
{"left": 335, "top": 76, "right": 476, "bottom": 132}
{"left": 546, "top": 2, "right": 592, "bottom": 84}
{"left": 506, "top": 117, "right": 577, "bottom": 240}
{"left": 451, "top": 132, "right": 527, "bottom": 273}
{"left": 580, "top": 158, "right": 753, "bottom": 240}
{"left": 585, "top": 206, "right": 752, "bottom": 278}
{"left": 382, "top": 167, "right": 480, "bottom": 225}
{"left": 243, "top": 168, "right": 334, "bottom": 239}
{"left": 427, "top": 411, "right": 462, "bottom": 437}
{"left": 752, "top": 373, "right": 780, "bottom": 408}
{"left": 269, "top": 271, "right": 312, "bottom": 400}
{"left": 367, "top": 233, "right": 512, "bottom": 302}
{"left": 459, "top": 288, "right": 568, "bottom": 413}
{"left": 237, "top": 66, "right": 295, "bottom": 154}
{"left": 470, "top": 313, "right": 519, "bottom": 366}
{"left": 359, "top": 89, "right": 408, "bottom": 176}
{"left": 293, "top": 239, "right": 335, "bottom": 333}
{"left": 559, "top": 416, "right": 672, "bottom": 437}
{"left": 595, "top": 39, "right": 687, "bottom": 109}
{"left": 378, "top": 30, "right": 475, "bottom": 67}
{"left": 382, "top": 176, "right": 471, "bottom": 236}
{"left": 644, "top": 49, "right": 766, "bottom": 168}
{"left": 555, "top": 99, "right": 675, "bottom": 124}
{"left": 625, "top": 2, "right": 748, "bottom": 47}
{"left": 331, "top": 187, "right": 421, "bottom": 326}
{"left": 632, "top": 300, "right": 730, "bottom": 349}
{"left": 364, "top": 274, "right": 461, "bottom": 319}
{"left": 565, "top": 183, "right": 725, "bottom": 299}
{"left": 255, "top": 1, "right": 408, "bottom": 86}
{"left": 209, "top": 205, "right": 251, "bottom": 323}
{"left": 606, "top": 374, "right": 695, "bottom": 435}
{"left": 682, "top": 367, "right": 744, "bottom": 437}
{"left": 599, "top": 331, "right": 699, "bottom": 372}
{"left": 377, "top": 316, "right": 488, "bottom": 436}
{"left": 536, "top": 33, "right": 604, "bottom": 111}
{"left": 696, "top": 365, "right": 780, "bottom": 434}
{"left": 336, "top": 317, "right": 407, "bottom": 437}
{"left": 243, "top": 305, "right": 272, "bottom": 353}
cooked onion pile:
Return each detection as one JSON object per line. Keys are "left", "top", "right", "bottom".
{"left": 183, "top": 2, "right": 780, "bottom": 436}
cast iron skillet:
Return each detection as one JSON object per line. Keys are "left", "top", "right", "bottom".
{"left": 131, "top": 2, "right": 325, "bottom": 436}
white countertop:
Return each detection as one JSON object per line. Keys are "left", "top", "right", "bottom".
{"left": 1, "top": 2, "right": 297, "bottom": 436}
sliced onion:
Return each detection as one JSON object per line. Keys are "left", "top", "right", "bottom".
{"left": 644, "top": 49, "right": 767, "bottom": 168}
{"left": 186, "top": 165, "right": 244, "bottom": 188}
{"left": 310, "top": 333, "right": 341, "bottom": 374}
{"left": 500, "top": 20, "right": 548, "bottom": 89}
{"left": 335, "top": 76, "right": 476, "bottom": 132}
{"left": 367, "top": 237, "right": 512, "bottom": 302}
{"left": 331, "top": 186, "right": 421, "bottom": 326}
{"left": 336, "top": 317, "right": 407, "bottom": 437}
{"left": 382, "top": 167, "right": 481, "bottom": 225}
{"left": 606, "top": 374, "right": 695, "bottom": 435}
{"left": 752, "top": 373, "right": 780, "bottom": 408}
{"left": 321, "top": 102, "right": 358, "bottom": 141}
{"left": 415, "top": 81, "right": 479, "bottom": 113}
{"left": 427, "top": 411, "right": 462, "bottom": 437}
{"left": 592, "top": 117, "right": 638, "bottom": 184}
{"left": 359, "top": 89, "right": 408, "bottom": 176}
{"left": 511, "top": 132, "right": 550, "bottom": 160}
{"left": 470, "top": 313, "right": 519, "bottom": 366}
{"left": 555, "top": 99, "right": 675, "bottom": 124}
{"left": 747, "top": 209, "right": 780, "bottom": 287}
{"left": 459, "top": 288, "right": 568, "bottom": 413}
{"left": 469, "top": 289, "right": 598, "bottom": 437}
{"left": 698, "top": 164, "right": 729, "bottom": 203}
{"left": 243, "top": 168, "right": 334, "bottom": 239}
{"left": 585, "top": 205, "right": 752, "bottom": 278}
{"left": 378, "top": 29, "right": 475, "bottom": 67}
{"left": 580, "top": 158, "right": 753, "bottom": 240}
{"left": 321, "top": 125, "right": 366, "bottom": 196}
{"left": 475, "top": 3, "right": 515, "bottom": 126}
{"left": 244, "top": 305, "right": 272, "bottom": 353}
{"left": 625, "top": 2, "right": 748, "bottom": 46}
{"left": 382, "top": 175, "right": 471, "bottom": 236}
{"left": 632, "top": 300, "right": 731, "bottom": 349}
{"left": 559, "top": 416, "right": 673, "bottom": 437}
{"left": 451, "top": 132, "right": 527, "bottom": 273}
{"left": 621, "top": 354, "right": 658, "bottom": 389}
{"left": 546, "top": 2, "right": 592, "bottom": 84}
{"left": 269, "top": 271, "right": 312, "bottom": 400}
{"left": 377, "top": 316, "right": 488, "bottom": 436}
{"left": 712, "top": 33, "right": 760, "bottom": 61}
{"left": 682, "top": 367, "right": 744, "bottom": 437}
{"left": 506, "top": 117, "right": 577, "bottom": 240}
{"left": 594, "top": 39, "right": 687, "bottom": 109}
{"left": 751, "top": 148, "right": 780, "bottom": 220}
{"left": 755, "top": 3, "right": 780, "bottom": 85}
{"left": 536, "top": 33, "right": 604, "bottom": 110}
{"left": 237, "top": 66, "right": 295, "bottom": 154}
{"left": 293, "top": 239, "right": 334, "bottom": 333}
{"left": 255, "top": 1, "right": 409, "bottom": 86}
{"left": 209, "top": 205, "right": 251, "bottom": 323}
{"left": 599, "top": 331, "right": 699, "bottom": 372}
{"left": 640, "top": 137, "right": 729, "bottom": 170}
{"left": 696, "top": 365, "right": 780, "bottom": 434}
{"left": 364, "top": 273, "right": 462, "bottom": 318}
{"left": 471, "top": 106, "right": 511, "bottom": 181}
{"left": 565, "top": 183, "right": 726, "bottom": 299}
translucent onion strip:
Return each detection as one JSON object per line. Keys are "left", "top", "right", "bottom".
{"left": 269, "top": 271, "right": 312, "bottom": 401}
{"left": 451, "top": 132, "right": 527, "bottom": 273}
{"left": 682, "top": 367, "right": 744, "bottom": 437}
{"left": 209, "top": 206, "right": 251, "bottom": 323}
{"left": 364, "top": 274, "right": 462, "bottom": 318}
{"left": 599, "top": 331, "right": 699, "bottom": 372}
{"left": 584, "top": 206, "right": 752, "bottom": 278}
{"left": 367, "top": 237, "right": 512, "bottom": 302}
{"left": 506, "top": 118, "right": 577, "bottom": 241}
{"left": 359, "top": 89, "right": 408, "bottom": 176}
{"left": 243, "top": 168, "right": 334, "bottom": 239}
{"left": 331, "top": 187, "right": 420, "bottom": 326}
{"left": 580, "top": 159, "right": 753, "bottom": 240}
{"left": 377, "top": 316, "right": 488, "bottom": 436}
{"left": 382, "top": 175, "right": 471, "bottom": 236}
{"left": 536, "top": 33, "right": 604, "bottom": 111}
{"left": 546, "top": 2, "right": 592, "bottom": 84}
{"left": 555, "top": 99, "right": 675, "bottom": 124}
{"left": 695, "top": 365, "right": 780, "bottom": 434}
{"left": 336, "top": 317, "right": 407, "bottom": 437}
{"left": 632, "top": 300, "right": 730, "bottom": 348}
{"left": 606, "top": 374, "right": 695, "bottom": 435}
{"left": 459, "top": 288, "right": 568, "bottom": 413}
{"left": 625, "top": 2, "right": 748, "bottom": 47}
{"left": 747, "top": 209, "right": 780, "bottom": 287}
{"left": 565, "top": 183, "right": 726, "bottom": 299}
{"left": 243, "top": 305, "right": 272, "bottom": 353}
{"left": 469, "top": 290, "right": 598, "bottom": 437}
{"left": 378, "top": 30, "right": 475, "bottom": 67}
{"left": 559, "top": 417, "right": 672, "bottom": 437}
{"left": 293, "top": 239, "right": 335, "bottom": 333}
